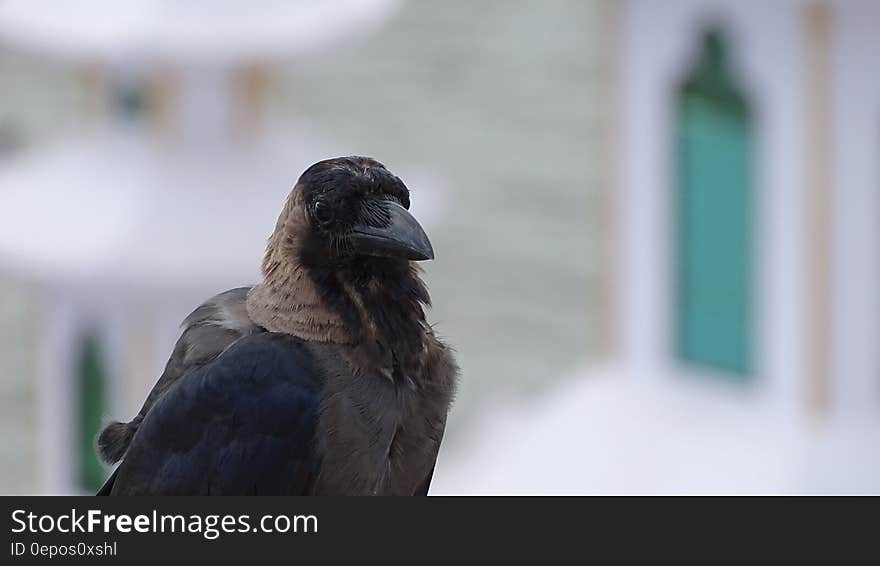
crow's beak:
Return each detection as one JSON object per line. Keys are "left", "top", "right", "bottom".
{"left": 350, "top": 200, "right": 435, "bottom": 261}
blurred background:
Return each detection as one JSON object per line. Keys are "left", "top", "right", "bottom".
{"left": 0, "top": 0, "right": 877, "bottom": 494}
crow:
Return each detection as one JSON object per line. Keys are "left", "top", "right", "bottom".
{"left": 96, "top": 156, "right": 458, "bottom": 495}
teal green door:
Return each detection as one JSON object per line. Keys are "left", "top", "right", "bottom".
{"left": 77, "top": 332, "right": 108, "bottom": 491}
{"left": 676, "top": 31, "right": 753, "bottom": 376}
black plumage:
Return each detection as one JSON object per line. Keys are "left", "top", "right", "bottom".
{"left": 97, "top": 156, "right": 458, "bottom": 496}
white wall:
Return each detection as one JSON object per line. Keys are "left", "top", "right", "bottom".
{"left": 829, "top": 0, "right": 880, "bottom": 418}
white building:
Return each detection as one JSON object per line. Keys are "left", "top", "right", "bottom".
{"left": 434, "top": 0, "right": 880, "bottom": 494}
{"left": 618, "top": 0, "right": 880, "bottom": 422}
{"left": 0, "top": 0, "right": 399, "bottom": 494}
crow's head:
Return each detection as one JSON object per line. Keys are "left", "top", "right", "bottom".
{"left": 283, "top": 156, "right": 433, "bottom": 267}
{"left": 251, "top": 157, "right": 433, "bottom": 345}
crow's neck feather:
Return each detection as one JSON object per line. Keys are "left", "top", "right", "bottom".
{"left": 248, "top": 260, "right": 430, "bottom": 374}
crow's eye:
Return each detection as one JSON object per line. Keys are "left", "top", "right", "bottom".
{"left": 313, "top": 200, "right": 333, "bottom": 226}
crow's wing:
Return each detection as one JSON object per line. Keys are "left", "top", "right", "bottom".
{"left": 414, "top": 464, "right": 437, "bottom": 496}
{"left": 97, "top": 287, "right": 261, "bottom": 465}
{"left": 104, "top": 333, "right": 322, "bottom": 495}
{"left": 413, "top": 412, "right": 447, "bottom": 496}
